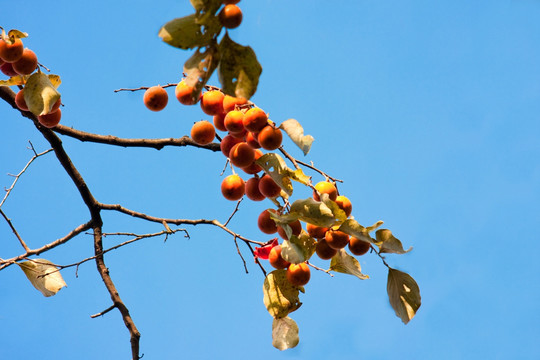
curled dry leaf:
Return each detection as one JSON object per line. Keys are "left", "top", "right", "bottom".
{"left": 387, "top": 267, "right": 421, "bottom": 324}
{"left": 280, "top": 119, "right": 314, "bottom": 156}
{"left": 329, "top": 249, "right": 369, "bottom": 280}
{"left": 17, "top": 259, "right": 67, "bottom": 297}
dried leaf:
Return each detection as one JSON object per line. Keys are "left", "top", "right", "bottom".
{"left": 387, "top": 268, "right": 421, "bottom": 324}
{"left": 329, "top": 249, "right": 369, "bottom": 280}
{"left": 289, "top": 197, "right": 337, "bottom": 228}
{"left": 254, "top": 238, "right": 279, "bottom": 260}
{"left": 375, "top": 229, "right": 412, "bottom": 254}
{"left": 23, "top": 72, "right": 61, "bottom": 116}
{"left": 263, "top": 270, "right": 302, "bottom": 319}
{"left": 339, "top": 219, "right": 382, "bottom": 244}
{"left": 272, "top": 317, "right": 299, "bottom": 350}
{"left": 218, "top": 33, "right": 262, "bottom": 99}
{"left": 280, "top": 119, "right": 314, "bottom": 155}
{"left": 183, "top": 43, "right": 220, "bottom": 95}
{"left": 0, "top": 75, "right": 26, "bottom": 86}
{"left": 190, "top": 0, "right": 222, "bottom": 12}
{"left": 18, "top": 259, "right": 67, "bottom": 297}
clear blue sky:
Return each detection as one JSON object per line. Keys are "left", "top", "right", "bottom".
{"left": 1, "top": 1, "right": 539, "bottom": 359}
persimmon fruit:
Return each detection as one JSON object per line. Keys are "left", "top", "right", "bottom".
{"left": 257, "top": 125, "right": 282, "bottom": 150}
{"left": 191, "top": 120, "right": 215, "bottom": 145}
{"left": 324, "top": 229, "right": 350, "bottom": 250}
{"left": 219, "top": 4, "right": 243, "bottom": 29}
{"left": 335, "top": 195, "right": 352, "bottom": 217}
{"left": 0, "top": 62, "right": 17, "bottom": 77}
{"left": 348, "top": 237, "right": 371, "bottom": 256}
{"left": 243, "top": 107, "right": 268, "bottom": 132}
{"left": 241, "top": 149, "right": 263, "bottom": 175}
{"left": 315, "top": 239, "right": 338, "bottom": 260}
{"left": 277, "top": 220, "right": 302, "bottom": 240}
{"left": 286, "top": 262, "right": 311, "bottom": 286}
{"left": 222, "top": 95, "right": 247, "bottom": 112}
{"left": 12, "top": 48, "right": 37, "bottom": 75}
{"left": 229, "top": 142, "right": 255, "bottom": 167}
{"left": 175, "top": 80, "right": 197, "bottom": 105}
{"left": 313, "top": 181, "right": 337, "bottom": 201}
{"left": 245, "top": 177, "right": 265, "bottom": 201}
{"left": 306, "top": 223, "right": 328, "bottom": 239}
{"left": 37, "top": 108, "right": 62, "bottom": 128}
{"left": 224, "top": 110, "right": 245, "bottom": 133}
{"left": 220, "top": 134, "right": 242, "bottom": 157}
{"left": 143, "top": 86, "right": 168, "bottom": 112}
{"left": 0, "top": 38, "right": 24, "bottom": 63}
{"left": 258, "top": 209, "right": 278, "bottom": 234}
{"left": 200, "top": 90, "right": 224, "bottom": 115}
{"left": 268, "top": 245, "right": 290, "bottom": 270}
{"left": 15, "top": 89, "right": 28, "bottom": 111}
{"left": 258, "top": 174, "right": 281, "bottom": 198}
{"left": 221, "top": 174, "right": 245, "bottom": 201}
{"left": 213, "top": 112, "right": 227, "bottom": 131}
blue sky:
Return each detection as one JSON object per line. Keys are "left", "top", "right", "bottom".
{"left": 1, "top": 1, "right": 539, "bottom": 359}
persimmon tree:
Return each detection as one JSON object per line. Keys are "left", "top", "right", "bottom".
{"left": 0, "top": 1, "right": 421, "bottom": 358}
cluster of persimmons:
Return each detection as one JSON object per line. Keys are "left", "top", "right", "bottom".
{"left": 1, "top": 33, "right": 62, "bottom": 128}
{"left": 142, "top": 79, "right": 372, "bottom": 288}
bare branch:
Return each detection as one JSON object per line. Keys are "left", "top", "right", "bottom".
{"left": 0, "top": 220, "right": 93, "bottom": 270}
{"left": 114, "top": 83, "right": 178, "bottom": 92}
{"left": 90, "top": 304, "right": 116, "bottom": 318}
{"left": 53, "top": 125, "right": 221, "bottom": 152}
{"left": 0, "top": 209, "right": 30, "bottom": 252}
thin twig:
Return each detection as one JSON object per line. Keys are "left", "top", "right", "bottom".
{"left": 0, "top": 209, "right": 30, "bottom": 252}
{"left": 114, "top": 83, "right": 178, "bottom": 93}
{"left": 90, "top": 304, "right": 116, "bottom": 318}
{"left": 233, "top": 236, "right": 249, "bottom": 274}
{"left": 224, "top": 198, "right": 243, "bottom": 227}
{"left": 307, "top": 261, "right": 334, "bottom": 276}
{"left": 1, "top": 144, "right": 53, "bottom": 207}
{"left": 371, "top": 245, "right": 390, "bottom": 268}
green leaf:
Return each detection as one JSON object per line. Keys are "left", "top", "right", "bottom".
{"left": 263, "top": 270, "right": 302, "bottom": 319}
{"left": 218, "top": 33, "right": 262, "bottom": 99}
{"left": 338, "top": 219, "right": 383, "bottom": 244}
{"left": 17, "top": 259, "right": 67, "bottom": 297}
{"left": 281, "top": 232, "right": 317, "bottom": 264}
{"left": 387, "top": 268, "right": 421, "bottom": 324}
{"left": 183, "top": 42, "right": 220, "bottom": 95}
{"left": 158, "top": 14, "right": 222, "bottom": 50}
{"left": 23, "top": 72, "right": 61, "bottom": 116}
{"left": 280, "top": 119, "right": 314, "bottom": 155}
{"left": 375, "top": 229, "right": 412, "bottom": 254}
{"left": 272, "top": 317, "right": 299, "bottom": 350}
{"left": 190, "top": 0, "right": 222, "bottom": 13}
{"left": 329, "top": 249, "right": 369, "bottom": 280}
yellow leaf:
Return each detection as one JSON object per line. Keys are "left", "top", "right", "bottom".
{"left": 263, "top": 270, "right": 302, "bottom": 319}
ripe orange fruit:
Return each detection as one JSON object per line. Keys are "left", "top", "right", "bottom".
{"left": 335, "top": 195, "right": 352, "bottom": 217}
{"left": 257, "top": 125, "right": 282, "bottom": 150}
{"left": 245, "top": 131, "right": 261, "bottom": 149}
{"left": 175, "top": 80, "right": 198, "bottom": 105}
{"left": 268, "top": 245, "right": 291, "bottom": 270}
{"left": 221, "top": 174, "right": 245, "bottom": 201}
{"left": 200, "top": 90, "right": 224, "bottom": 115}
{"left": 224, "top": 110, "right": 245, "bottom": 133}
{"left": 313, "top": 181, "right": 337, "bottom": 201}
{"left": 229, "top": 142, "right": 255, "bottom": 167}
{"left": 38, "top": 108, "right": 62, "bottom": 128}
{"left": 219, "top": 4, "right": 243, "bottom": 29}
{"left": 258, "top": 174, "right": 281, "bottom": 198}
{"left": 222, "top": 95, "right": 247, "bottom": 112}
{"left": 348, "top": 237, "right": 371, "bottom": 256}
{"left": 220, "top": 134, "right": 242, "bottom": 157}
{"left": 15, "top": 89, "right": 28, "bottom": 111}
{"left": 213, "top": 112, "right": 227, "bottom": 131}
{"left": 243, "top": 107, "right": 268, "bottom": 132}
{"left": 191, "top": 120, "right": 216, "bottom": 145}
{"left": 325, "top": 229, "right": 350, "bottom": 250}
{"left": 286, "top": 262, "right": 311, "bottom": 286}
{"left": 0, "top": 62, "right": 17, "bottom": 77}
{"left": 0, "top": 38, "right": 24, "bottom": 63}
{"left": 12, "top": 48, "right": 38, "bottom": 75}
{"left": 258, "top": 209, "right": 278, "bottom": 234}
{"left": 245, "top": 177, "right": 265, "bottom": 201}
{"left": 315, "top": 239, "right": 338, "bottom": 260}
{"left": 241, "top": 148, "right": 263, "bottom": 175}
{"left": 306, "top": 223, "right": 328, "bottom": 239}
{"left": 143, "top": 86, "right": 168, "bottom": 112}
{"left": 277, "top": 220, "right": 302, "bottom": 240}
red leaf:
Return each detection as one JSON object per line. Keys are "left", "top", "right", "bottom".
{"left": 254, "top": 238, "right": 279, "bottom": 260}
